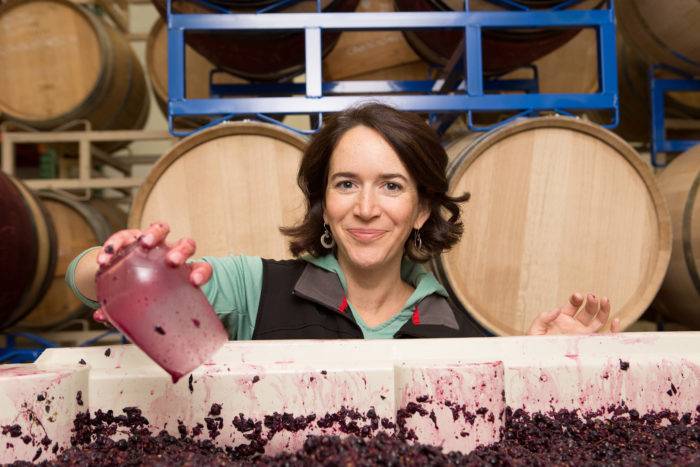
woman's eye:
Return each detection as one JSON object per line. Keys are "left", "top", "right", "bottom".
{"left": 385, "top": 182, "right": 403, "bottom": 191}
{"left": 336, "top": 180, "right": 354, "bottom": 190}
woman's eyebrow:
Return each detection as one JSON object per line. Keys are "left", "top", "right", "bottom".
{"left": 378, "top": 173, "right": 408, "bottom": 182}
{"left": 329, "top": 171, "right": 357, "bottom": 180}
{"left": 329, "top": 172, "right": 408, "bottom": 181}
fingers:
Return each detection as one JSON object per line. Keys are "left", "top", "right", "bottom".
{"left": 140, "top": 222, "right": 170, "bottom": 248}
{"left": 576, "top": 293, "right": 600, "bottom": 326}
{"left": 97, "top": 222, "right": 171, "bottom": 267}
{"left": 561, "top": 292, "right": 584, "bottom": 317}
{"left": 611, "top": 318, "right": 621, "bottom": 333}
{"left": 527, "top": 307, "right": 561, "bottom": 336}
{"left": 166, "top": 238, "right": 197, "bottom": 266}
{"left": 189, "top": 261, "right": 212, "bottom": 287}
{"left": 587, "top": 296, "right": 611, "bottom": 332}
{"left": 97, "top": 229, "right": 142, "bottom": 266}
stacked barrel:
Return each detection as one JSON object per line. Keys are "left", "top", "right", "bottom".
{"left": 0, "top": 0, "right": 149, "bottom": 150}
{"left": 0, "top": 0, "right": 140, "bottom": 332}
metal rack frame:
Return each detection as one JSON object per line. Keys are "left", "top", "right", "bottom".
{"left": 166, "top": 0, "right": 619, "bottom": 135}
{"left": 649, "top": 64, "right": 700, "bottom": 167}
{"left": 0, "top": 122, "right": 175, "bottom": 190}
{"left": 0, "top": 330, "right": 125, "bottom": 364}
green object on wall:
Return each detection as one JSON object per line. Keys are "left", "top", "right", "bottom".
{"left": 39, "top": 148, "right": 57, "bottom": 179}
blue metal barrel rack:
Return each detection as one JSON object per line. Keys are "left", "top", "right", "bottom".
{"left": 165, "top": 0, "right": 619, "bottom": 135}
{"left": 649, "top": 65, "right": 700, "bottom": 167}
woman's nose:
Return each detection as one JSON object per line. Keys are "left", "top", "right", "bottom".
{"left": 354, "top": 188, "right": 380, "bottom": 219}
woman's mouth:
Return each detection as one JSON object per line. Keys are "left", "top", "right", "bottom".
{"left": 346, "top": 228, "right": 386, "bottom": 242}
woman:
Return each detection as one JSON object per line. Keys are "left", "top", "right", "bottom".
{"left": 67, "top": 103, "right": 620, "bottom": 338}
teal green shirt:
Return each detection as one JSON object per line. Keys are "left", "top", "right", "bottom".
{"left": 66, "top": 250, "right": 448, "bottom": 340}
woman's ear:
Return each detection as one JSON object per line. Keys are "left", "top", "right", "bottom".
{"left": 414, "top": 199, "right": 430, "bottom": 230}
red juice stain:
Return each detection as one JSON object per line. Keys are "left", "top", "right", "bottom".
{"left": 170, "top": 371, "right": 183, "bottom": 384}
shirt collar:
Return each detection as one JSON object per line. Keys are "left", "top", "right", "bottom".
{"left": 299, "top": 253, "right": 450, "bottom": 309}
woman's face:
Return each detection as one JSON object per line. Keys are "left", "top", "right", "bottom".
{"left": 324, "top": 125, "right": 429, "bottom": 271}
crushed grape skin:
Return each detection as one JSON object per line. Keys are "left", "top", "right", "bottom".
{"left": 7, "top": 404, "right": 699, "bottom": 466}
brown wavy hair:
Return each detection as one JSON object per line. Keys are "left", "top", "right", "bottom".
{"left": 280, "top": 102, "right": 470, "bottom": 262}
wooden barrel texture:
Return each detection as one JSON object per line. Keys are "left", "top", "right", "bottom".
{"left": 600, "top": 38, "right": 700, "bottom": 144}
{"left": 0, "top": 0, "right": 149, "bottom": 152}
{"left": 501, "top": 28, "right": 599, "bottom": 95}
{"left": 617, "top": 0, "right": 700, "bottom": 76}
{"left": 151, "top": 0, "right": 360, "bottom": 81}
{"left": 0, "top": 172, "right": 57, "bottom": 330}
{"left": 322, "top": 0, "right": 425, "bottom": 80}
{"left": 17, "top": 193, "right": 125, "bottom": 329}
{"left": 435, "top": 117, "right": 672, "bottom": 336}
{"left": 393, "top": 0, "right": 600, "bottom": 74}
{"left": 655, "top": 145, "right": 700, "bottom": 329}
{"left": 129, "top": 122, "right": 307, "bottom": 259}
{"left": 465, "top": 28, "right": 600, "bottom": 128}
{"left": 146, "top": 18, "right": 246, "bottom": 129}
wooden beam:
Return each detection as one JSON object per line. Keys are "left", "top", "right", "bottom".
{"left": 23, "top": 177, "right": 144, "bottom": 190}
{"left": 3, "top": 129, "right": 175, "bottom": 144}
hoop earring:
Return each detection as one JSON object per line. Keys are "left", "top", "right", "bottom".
{"left": 414, "top": 229, "right": 423, "bottom": 252}
{"left": 321, "top": 223, "right": 335, "bottom": 249}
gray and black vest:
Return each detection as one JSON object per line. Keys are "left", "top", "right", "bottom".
{"left": 251, "top": 259, "right": 485, "bottom": 340}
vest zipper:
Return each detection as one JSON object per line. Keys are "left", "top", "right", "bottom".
{"left": 291, "top": 289, "right": 364, "bottom": 332}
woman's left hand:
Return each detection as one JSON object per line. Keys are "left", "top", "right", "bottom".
{"left": 527, "top": 293, "right": 621, "bottom": 336}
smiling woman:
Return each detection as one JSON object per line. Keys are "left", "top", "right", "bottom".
{"left": 66, "top": 103, "right": 618, "bottom": 341}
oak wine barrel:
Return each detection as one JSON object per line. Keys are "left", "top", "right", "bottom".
{"left": 129, "top": 121, "right": 307, "bottom": 259}
{"left": 145, "top": 18, "right": 246, "bottom": 129}
{"left": 18, "top": 193, "right": 126, "bottom": 329}
{"left": 617, "top": 0, "right": 700, "bottom": 76}
{"left": 465, "top": 28, "right": 599, "bottom": 127}
{"left": 0, "top": 173, "right": 57, "bottom": 330}
{"left": 151, "top": 0, "right": 359, "bottom": 81}
{"left": 0, "top": 0, "right": 149, "bottom": 152}
{"left": 435, "top": 117, "right": 672, "bottom": 336}
{"left": 655, "top": 145, "right": 700, "bottom": 329}
{"left": 393, "top": 0, "right": 601, "bottom": 75}
{"left": 322, "top": 0, "right": 426, "bottom": 81}
{"left": 501, "top": 28, "right": 599, "bottom": 95}
{"left": 607, "top": 37, "right": 700, "bottom": 143}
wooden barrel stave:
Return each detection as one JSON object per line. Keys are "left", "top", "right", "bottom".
{"left": 437, "top": 117, "right": 672, "bottom": 336}
{"left": 129, "top": 122, "right": 308, "bottom": 259}
{"left": 655, "top": 146, "right": 700, "bottom": 329}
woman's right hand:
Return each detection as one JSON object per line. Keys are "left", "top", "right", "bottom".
{"left": 92, "top": 221, "right": 212, "bottom": 324}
